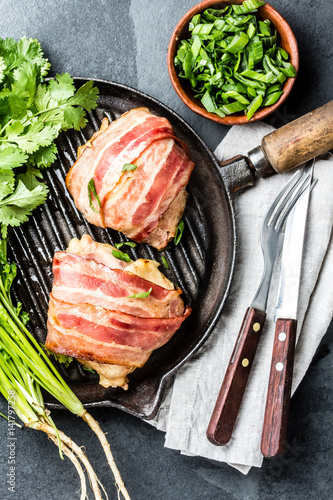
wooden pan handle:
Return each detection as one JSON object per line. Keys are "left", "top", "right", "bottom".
{"left": 261, "top": 100, "right": 333, "bottom": 174}
{"left": 261, "top": 318, "right": 297, "bottom": 458}
{"left": 207, "top": 307, "right": 266, "bottom": 446}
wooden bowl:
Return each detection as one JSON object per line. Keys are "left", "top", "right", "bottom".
{"left": 167, "top": 0, "right": 299, "bottom": 125}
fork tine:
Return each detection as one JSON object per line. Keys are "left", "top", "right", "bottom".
{"left": 273, "top": 174, "right": 312, "bottom": 231}
{"left": 263, "top": 168, "right": 306, "bottom": 227}
{"left": 266, "top": 168, "right": 311, "bottom": 231}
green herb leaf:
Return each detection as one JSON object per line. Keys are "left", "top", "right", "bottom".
{"left": 0, "top": 168, "right": 15, "bottom": 201}
{"left": 174, "top": 219, "right": 185, "bottom": 245}
{"left": 246, "top": 94, "right": 263, "bottom": 120}
{"left": 87, "top": 178, "right": 101, "bottom": 213}
{"left": 3, "top": 121, "right": 61, "bottom": 153}
{"left": 47, "top": 72, "right": 76, "bottom": 103}
{"left": 122, "top": 163, "right": 138, "bottom": 172}
{"left": 43, "top": 346, "right": 73, "bottom": 367}
{"left": 82, "top": 365, "right": 97, "bottom": 374}
{"left": 0, "top": 179, "right": 48, "bottom": 230}
{"left": 111, "top": 250, "right": 131, "bottom": 262}
{"left": 115, "top": 241, "right": 137, "bottom": 249}
{"left": 161, "top": 256, "right": 169, "bottom": 269}
{"left": 28, "top": 142, "right": 58, "bottom": 169}
{"left": 0, "top": 57, "right": 6, "bottom": 85}
{"left": 127, "top": 288, "right": 152, "bottom": 299}
{"left": 0, "top": 147, "right": 28, "bottom": 170}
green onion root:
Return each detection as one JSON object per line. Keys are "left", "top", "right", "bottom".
{"left": 48, "top": 436, "right": 88, "bottom": 500}
{"left": 36, "top": 422, "right": 104, "bottom": 500}
{"left": 82, "top": 410, "right": 131, "bottom": 500}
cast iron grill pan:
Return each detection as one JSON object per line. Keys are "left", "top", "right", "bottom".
{"left": 8, "top": 79, "right": 236, "bottom": 419}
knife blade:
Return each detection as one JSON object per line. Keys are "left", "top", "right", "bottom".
{"left": 260, "top": 162, "right": 314, "bottom": 458}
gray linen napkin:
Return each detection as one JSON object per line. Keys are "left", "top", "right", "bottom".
{"left": 149, "top": 122, "right": 333, "bottom": 474}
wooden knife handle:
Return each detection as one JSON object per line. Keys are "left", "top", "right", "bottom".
{"left": 261, "top": 318, "right": 297, "bottom": 458}
{"left": 207, "top": 307, "right": 266, "bottom": 446}
{"left": 261, "top": 100, "right": 333, "bottom": 174}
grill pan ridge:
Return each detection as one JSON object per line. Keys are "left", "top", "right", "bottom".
{"left": 9, "top": 79, "right": 236, "bottom": 419}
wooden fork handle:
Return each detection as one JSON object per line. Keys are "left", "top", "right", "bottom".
{"left": 261, "top": 100, "right": 333, "bottom": 174}
{"left": 261, "top": 318, "right": 297, "bottom": 458}
{"left": 207, "top": 307, "right": 266, "bottom": 446}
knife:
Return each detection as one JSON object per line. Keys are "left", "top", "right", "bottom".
{"left": 260, "top": 162, "right": 314, "bottom": 458}
{"left": 219, "top": 101, "right": 332, "bottom": 193}
{"left": 206, "top": 168, "right": 312, "bottom": 446}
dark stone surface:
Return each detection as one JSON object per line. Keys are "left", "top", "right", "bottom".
{"left": 0, "top": 1, "right": 332, "bottom": 499}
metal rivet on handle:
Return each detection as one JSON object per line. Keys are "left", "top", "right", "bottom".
{"left": 276, "top": 362, "right": 284, "bottom": 371}
{"left": 242, "top": 358, "right": 249, "bottom": 367}
{"left": 278, "top": 332, "right": 287, "bottom": 341}
{"left": 253, "top": 322, "right": 260, "bottom": 332}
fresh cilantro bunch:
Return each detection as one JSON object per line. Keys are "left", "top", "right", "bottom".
{"left": 0, "top": 36, "right": 99, "bottom": 237}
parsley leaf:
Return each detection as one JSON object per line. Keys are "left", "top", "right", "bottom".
{"left": 0, "top": 57, "right": 5, "bottom": 85}
{"left": 0, "top": 36, "right": 98, "bottom": 239}
{"left": 48, "top": 73, "right": 76, "bottom": 103}
{"left": 0, "top": 178, "right": 48, "bottom": 209}
{"left": 4, "top": 121, "right": 61, "bottom": 153}
{"left": 0, "top": 147, "right": 28, "bottom": 170}
{"left": 29, "top": 143, "right": 57, "bottom": 169}
{"left": 0, "top": 179, "right": 48, "bottom": 234}
{"left": 43, "top": 346, "right": 73, "bottom": 367}
{"left": 0, "top": 169, "right": 15, "bottom": 201}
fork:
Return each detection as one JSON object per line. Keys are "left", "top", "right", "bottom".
{"left": 207, "top": 168, "right": 312, "bottom": 446}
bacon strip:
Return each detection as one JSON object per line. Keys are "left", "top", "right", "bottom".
{"left": 45, "top": 236, "right": 191, "bottom": 380}
{"left": 46, "top": 296, "right": 191, "bottom": 366}
{"left": 52, "top": 251, "right": 185, "bottom": 318}
{"left": 66, "top": 107, "right": 194, "bottom": 249}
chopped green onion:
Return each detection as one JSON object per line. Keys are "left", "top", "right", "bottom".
{"left": 189, "top": 14, "right": 201, "bottom": 30}
{"left": 278, "top": 47, "right": 289, "bottom": 60}
{"left": 201, "top": 90, "right": 216, "bottom": 112}
{"left": 263, "top": 90, "right": 284, "bottom": 106}
{"left": 258, "top": 20, "right": 271, "bottom": 36}
{"left": 184, "top": 50, "right": 193, "bottom": 78}
{"left": 240, "top": 69, "right": 277, "bottom": 84}
{"left": 87, "top": 178, "right": 101, "bottom": 213}
{"left": 191, "top": 35, "right": 202, "bottom": 62}
{"left": 174, "top": 1, "right": 296, "bottom": 120}
{"left": 225, "top": 32, "right": 249, "bottom": 53}
{"left": 221, "top": 101, "right": 247, "bottom": 115}
{"left": 247, "top": 23, "right": 256, "bottom": 39}
{"left": 280, "top": 61, "right": 297, "bottom": 77}
{"left": 115, "top": 241, "right": 137, "bottom": 249}
{"left": 266, "top": 83, "right": 282, "bottom": 95}
{"left": 158, "top": 245, "right": 171, "bottom": 251}
{"left": 232, "top": 0, "right": 265, "bottom": 15}
{"left": 246, "top": 94, "right": 263, "bottom": 120}
{"left": 127, "top": 288, "right": 152, "bottom": 299}
{"left": 174, "top": 219, "right": 185, "bottom": 245}
{"left": 122, "top": 163, "right": 138, "bottom": 172}
{"left": 222, "top": 91, "right": 250, "bottom": 105}
{"left": 247, "top": 85, "right": 257, "bottom": 98}
{"left": 111, "top": 250, "right": 131, "bottom": 262}
{"left": 82, "top": 365, "right": 97, "bottom": 374}
{"left": 161, "top": 256, "right": 169, "bottom": 269}
{"left": 252, "top": 41, "right": 264, "bottom": 64}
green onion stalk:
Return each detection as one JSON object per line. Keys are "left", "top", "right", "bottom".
{"left": 0, "top": 239, "right": 131, "bottom": 500}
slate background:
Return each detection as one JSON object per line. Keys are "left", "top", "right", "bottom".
{"left": 0, "top": 1, "right": 332, "bottom": 499}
